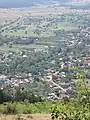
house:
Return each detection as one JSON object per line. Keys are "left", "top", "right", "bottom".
{"left": 0, "top": 75, "right": 8, "bottom": 83}
{"left": 84, "top": 59, "right": 90, "bottom": 66}
{"left": 47, "top": 93, "right": 58, "bottom": 100}
{"left": 59, "top": 93, "right": 70, "bottom": 99}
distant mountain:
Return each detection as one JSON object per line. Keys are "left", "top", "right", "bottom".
{"left": 0, "top": 0, "right": 70, "bottom": 8}
{"left": 0, "top": 0, "right": 90, "bottom": 8}
{"left": 0, "top": 0, "right": 34, "bottom": 8}
{"left": 71, "top": 0, "right": 90, "bottom": 3}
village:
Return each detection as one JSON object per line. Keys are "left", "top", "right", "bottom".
{"left": 0, "top": 23, "right": 90, "bottom": 100}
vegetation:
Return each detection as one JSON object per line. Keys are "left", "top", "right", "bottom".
{"left": 0, "top": 98, "right": 90, "bottom": 119}
{"left": 0, "top": 70, "right": 90, "bottom": 119}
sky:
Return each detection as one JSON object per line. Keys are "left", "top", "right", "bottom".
{"left": 0, "top": 0, "right": 34, "bottom": 8}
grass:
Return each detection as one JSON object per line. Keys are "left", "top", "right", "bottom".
{"left": 0, "top": 99, "right": 90, "bottom": 120}
{"left": 0, "top": 99, "right": 89, "bottom": 114}
{"left": 0, "top": 101, "right": 53, "bottom": 114}
{"left": 3, "top": 18, "right": 77, "bottom": 38}
{"left": 0, "top": 44, "right": 45, "bottom": 52}
{"left": 7, "top": 30, "right": 53, "bottom": 38}
{"left": 54, "top": 25, "right": 77, "bottom": 31}
{"left": 5, "top": 23, "right": 54, "bottom": 38}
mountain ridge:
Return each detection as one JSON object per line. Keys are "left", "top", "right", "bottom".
{"left": 0, "top": 0, "right": 90, "bottom": 8}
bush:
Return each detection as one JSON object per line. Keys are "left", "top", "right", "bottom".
{"left": 51, "top": 101, "right": 90, "bottom": 120}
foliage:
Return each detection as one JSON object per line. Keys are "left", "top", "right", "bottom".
{"left": 0, "top": 98, "right": 89, "bottom": 119}
{"left": 51, "top": 98, "right": 90, "bottom": 120}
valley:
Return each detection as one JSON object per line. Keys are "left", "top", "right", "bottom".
{"left": 0, "top": 2, "right": 90, "bottom": 119}
{"left": 0, "top": 6, "right": 90, "bottom": 100}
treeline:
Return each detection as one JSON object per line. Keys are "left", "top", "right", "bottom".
{"left": 0, "top": 88, "right": 43, "bottom": 104}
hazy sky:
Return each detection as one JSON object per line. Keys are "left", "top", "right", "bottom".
{"left": 0, "top": 0, "right": 71, "bottom": 8}
{"left": 0, "top": 0, "right": 34, "bottom": 7}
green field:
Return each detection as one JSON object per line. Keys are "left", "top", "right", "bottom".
{"left": 0, "top": 99, "right": 90, "bottom": 119}
{"left": 0, "top": 44, "right": 45, "bottom": 52}
{"left": 6, "top": 22, "right": 77, "bottom": 38}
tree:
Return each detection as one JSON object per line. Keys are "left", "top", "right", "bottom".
{"left": 15, "top": 88, "right": 22, "bottom": 102}
{"left": 0, "top": 89, "right": 4, "bottom": 103}
{"left": 25, "top": 31, "right": 27, "bottom": 34}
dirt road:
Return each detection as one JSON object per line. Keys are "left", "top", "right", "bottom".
{"left": 0, "top": 114, "right": 51, "bottom": 120}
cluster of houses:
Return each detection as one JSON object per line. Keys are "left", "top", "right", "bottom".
{"left": 0, "top": 26, "right": 90, "bottom": 100}
{"left": 44, "top": 27, "right": 90, "bottom": 99}
{"left": 0, "top": 73, "right": 33, "bottom": 90}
